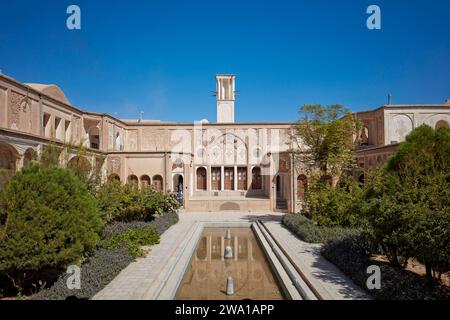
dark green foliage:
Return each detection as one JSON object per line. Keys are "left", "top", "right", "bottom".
{"left": 32, "top": 212, "right": 179, "bottom": 300}
{"left": 105, "top": 224, "right": 160, "bottom": 257}
{"left": 282, "top": 214, "right": 361, "bottom": 243}
{"left": 101, "top": 221, "right": 149, "bottom": 239}
{"left": 363, "top": 125, "right": 450, "bottom": 279}
{"left": 304, "top": 175, "right": 365, "bottom": 227}
{"left": 95, "top": 181, "right": 179, "bottom": 223}
{"left": 32, "top": 247, "right": 134, "bottom": 300}
{"left": 322, "top": 235, "right": 449, "bottom": 300}
{"left": 293, "top": 104, "right": 361, "bottom": 177}
{"left": 152, "top": 210, "right": 179, "bottom": 235}
{"left": 0, "top": 163, "right": 103, "bottom": 289}
{"left": 101, "top": 211, "right": 179, "bottom": 239}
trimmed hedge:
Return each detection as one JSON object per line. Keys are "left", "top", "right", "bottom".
{"left": 32, "top": 247, "right": 134, "bottom": 300}
{"left": 282, "top": 214, "right": 360, "bottom": 243}
{"left": 322, "top": 235, "right": 450, "bottom": 300}
{"left": 32, "top": 211, "right": 179, "bottom": 300}
{"left": 101, "top": 210, "right": 180, "bottom": 239}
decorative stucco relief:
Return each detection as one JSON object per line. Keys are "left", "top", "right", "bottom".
{"left": 107, "top": 156, "right": 121, "bottom": 175}
{"left": 142, "top": 128, "right": 166, "bottom": 151}
{"left": 108, "top": 124, "right": 114, "bottom": 149}
{"left": 390, "top": 114, "right": 413, "bottom": 143}
{"left": 127, "top": 130, "right": 138, "bottom": 151}
{"left": 9, "top": 91, "right": 24, "bottom": 130}
{"left": 423, "top": 113, "right": 450, "bottom": 129}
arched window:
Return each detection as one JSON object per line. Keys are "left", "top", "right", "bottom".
{"left": 0, "top": 142, "right": 19, "bottom": 186}
{"left": 140, "top": 175, "right": 151, "bottom": 188}
{"left": 251, "top": 167, "right": 262, "bottom": 190}
{"left": 297, "top": 175, "right": 308, "bottom": 200}
{"left": 360, "top": 126, "right": 369, "bottom": 145}
{"left": 88, "top": 126, "right": 100, "bottom": 149}
{"left": 108, "top": 174, "right": 121, "bottom": 182}
{"left": 196, "top": 167, "right": 207, "bottom": 190}
{"left": 23, "top": 148, "right": 37, "bottom": 167}
{"left": 127, "top": 175, "right": 139, "bottom": 188}
{"left": 67, "top": 156, "right": 91, "bottom": 179}
{"left": 153, "top": 175, "right": 163, "bottom": 192}
{"left": 436, "top": 120, "right": 449, "bottom": 129}
{"left": 276, "top": 175, "right": 281, "bottom": 192}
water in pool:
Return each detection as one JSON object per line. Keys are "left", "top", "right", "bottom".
{"left": 175, "top": 227, "right": 285, "bottom": 300}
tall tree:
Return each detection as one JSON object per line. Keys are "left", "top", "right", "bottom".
{"left": 364, "top": 125, "right": 450, "bottom": 281}
{"left": 292, "top": 104, "right": 361, "bottom": 180}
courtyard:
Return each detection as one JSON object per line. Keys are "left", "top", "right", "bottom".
{"left": 93, "top": 211, "right": 369, "bottom": 300}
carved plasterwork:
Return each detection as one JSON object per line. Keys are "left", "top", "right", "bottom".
{"left": 9, "top": 91, "right": 24, "bottom": 130}
{"left": 142, "top": 128, "right": 166, "bottom": 151}
{"left": 127, "top": 130, "right": 138, "bottom": 151}
{"left": 107, "top": 156, "right": 121, "bottom": 175}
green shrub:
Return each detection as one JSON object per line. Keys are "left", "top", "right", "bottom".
{"left": 303, "top": 175, "right": 364, "bottom": 228}
{"left": 32, "top": 212, "right": 178, "bottom": 300}
{"left": 101, "top": 211, "right": 179, "bottom": 239}
{"left": 322, "top": 234, "right": 449, "bottom": 300}
{"left": 282, "top": 214, "right": 361, "bottom": 243}
{"left": 96, "top": 181, "right": 179, "bottom": 223}
{"left": 363, "top": 125, "right": 450, "bottom": 279}
{"left": 0, "top": 164, "right": 103, "bottom": 290}
{"left": 32, "top": 247, "right": 134, "bottom": 300}
{"left": 105, "top": 224, "right": 159, "bottom": 257}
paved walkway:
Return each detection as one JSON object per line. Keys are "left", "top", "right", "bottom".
{"left": 93, "top": 211, "right": 369, "bottom": 300}
{"left": 262, "top": 218, "right": 370, "bottom": 300}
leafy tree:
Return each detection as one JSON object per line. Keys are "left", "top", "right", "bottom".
{"left": 364, "top": 125, "right": 450, "bottom": 281}
{"left": 292, "top": 104, "right": 361, "bottom": 179}
{"left": 0, "top": 163, "right": 103, "bottom": 290}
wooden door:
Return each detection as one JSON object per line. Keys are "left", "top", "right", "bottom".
{"left": 196, "top": 168, "right": 207, "bottom": 190}
{"left": 252, "top": 167, "right": 262, "bottom": 190}
{"left": 211, "top": 167, "right": 221, "bottom": 190}
{"left": 153, "top": 175, "right": 163, "bottom": 192}
{"left": 224, "top": 167, "right": 234, "bottom": 190}
{"left": 237, "top": 167, "right": 247, "bottom": 190}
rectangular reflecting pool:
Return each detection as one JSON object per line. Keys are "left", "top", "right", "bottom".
{"left": 175, "top": 227, "right": 285, "bottom": 300}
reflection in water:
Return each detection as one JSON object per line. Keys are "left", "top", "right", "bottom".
{"left": 175, "top": 228, "right": 285, "bottom": 300}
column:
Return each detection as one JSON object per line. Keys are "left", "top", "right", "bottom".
{"left": 207, "top": 165, "right": 212, "bottom": 193}
{"left": 234, "top": 165, "right": 238, "bottom": 191}
{"left": 220, "top": 166, "right": 224, "bottom": 191}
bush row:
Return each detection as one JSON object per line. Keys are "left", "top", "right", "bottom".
{"left": 101, "top": 210, "right": 180, "bottom": 239}
{"left": 282, "top": 213, "right": 360, "bottom": 243}
{"left": 32, "top": 247, "right": 134, "bottom": 300}
{"left": 0, "top": 162, "right": 180, "bottom": 298}
{"left": 32, "top": 211, "right": 179, "bottom": 300}
{"left": 322, "top": 234, "right": 450, "bottom": 300}
{"left": 96, "top": 181, "right": 180, "bottom": 223}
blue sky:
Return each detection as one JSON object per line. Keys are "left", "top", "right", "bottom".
{"left": 0, "top": 0, "right": 449, "bottom": 123}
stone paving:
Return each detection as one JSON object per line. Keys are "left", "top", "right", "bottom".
{"left": 93, "top": 211, "right": 369, "bottom": 300}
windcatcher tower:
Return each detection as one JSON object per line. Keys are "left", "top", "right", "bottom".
{"left": 216, "top": 74, "right": 235, "bottom": 123}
